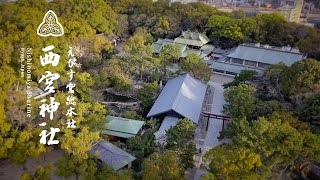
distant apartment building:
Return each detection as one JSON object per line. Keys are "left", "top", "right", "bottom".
{"left": 289, "top": 0, "right": 304, "bottom": 22}
{"left": 210, "top": 43, "right": 306, "bottom": 76}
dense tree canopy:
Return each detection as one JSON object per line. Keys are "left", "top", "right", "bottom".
{"left": 142, "top": 150, "right": 184, "bottom": 180}
{"left": 181, "top": 53, "right": 211, "bottom": 82}
{"left": 138, "top": 81, "right": 158, "bottom": 108}
{"left": 224, "top": 84, "right": 257, "bottom": 119}
{"left": 166, "top": 118, "right": 196, "bottom": 169}
{"left": 206, "top": 112, "right": 320, "bottom": 179}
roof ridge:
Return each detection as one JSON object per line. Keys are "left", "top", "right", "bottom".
{"left": 172, "top": 74, "right": 190, "bottom": 111}
{"left": 239, "top": 44, "right": 304, "bottom": 55}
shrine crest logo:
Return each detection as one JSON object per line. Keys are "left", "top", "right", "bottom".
{"left": 37, "top": 10, "right": 64, "bottom": 37}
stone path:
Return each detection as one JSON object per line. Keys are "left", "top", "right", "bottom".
{"left": 192, "top": 81, "right": 228, "bottom": 180}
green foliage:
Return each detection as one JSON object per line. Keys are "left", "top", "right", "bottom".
{"left": 56, "top": 154, "right": 97, "bottom": 179}
{"left": 182, "top": 53, "right": 211, "bottom": 82}
{"left": 75, "top": 72, "right": 95, "bottom": 102}
{"left": 92, "top": 72, "right": 109, "bottom": 89}
{"left": 205, "top": 12, "right": 320, "bottom": 51}
{"left": 0, "top": 0, "right": 114, "bottom": 167}
{"left": 127, "top": 129, "right": 156, "bottom": 157}
{"left": 6, "top": 127, "right": 46, "bottom": 165}
{"left": 103, "top": 58, "right": 132, "bottom": 91}
{"left": 166, "top": 118, "right": 196, "bottom": 169}
{"left": 233, "top": 117, "right": 303, "bottom": 164}
{"left": 166, "top": 118, "right": 195, "bottom": 149}
{"left": 249, "top": 100, "right": 282, "bottom": 119}
{"left": 123, "top": 110, "right": 139, "bottom": 119}
{"left": 155, "top": 16, "right": 170, "bottom": 38}
{"left": 299, "top": 94, "right": 320, "bottom": 129}
{"left": 224, "top": 84, "right": 257, "bottom": 119}
{"left": 127, "top": 129, "right": 157, "bottom": 171}
{"left": 281, "top": 59, "right": 320, "bottom": 97}
{"left": 257, "top": 63, "right": 288, "bottom": 100}
{"left": 60, "top": 127, "right": 99, "bottom": 161}
{"left": 223, "top": 70, "right": 257, "bottom": 88}
{"left": 20, "top": 165, "right": 52, "bottom": 180}
{"left": 159, "top": 44, "right": 181, "bottom": 78}
{"left": 215, "top": 113, "right": 320, "bottom": 178}
{"left": 203, "top": 145, "right": 263, "bottom": 179}
{"left": 142, "top": 150, "right": 184, "bottom": 180}
{"left": 179, "top": 143, "right": 196, "bottom": 169}
{"left": 95, "top": 166, "right": 133, "bottom": 180}
{"left": 207, "top": 15, "right": 244, "bottom": 45}
{"left": 138, "top": 81, "right": 158, "bottom": 108}
{"left": 268, "top": 112, "right": 310, "bottom": 132}
{"left": 124, "top": 32, "right": 155, "bottom": 81}
{"left": 76, "top": 101, "right": 108, "bottom": 132}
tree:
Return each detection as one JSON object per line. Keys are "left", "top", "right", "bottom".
{"left": 203, "top": 145, "right": 263, "bottom": 179}
{"left": 138, "top": 81, "right": 158, "bottom": 108}
{"left": 257, "top": 63, "right": 288, "bottom": 101}
{"left": 142, "top": 150, "right": 184, "bottom": 180}
{"left": 6, "top": 127, "right": 46, "bottom": 169}
{"left": 216, "top": 113, "right": 320, "bottom": 178}
{"left": 166, "top": 118, "right": 195, "bottom": 149}
{"left": 75, "top": 72, "right": 95, "bottom": 102}
{"left": 60, "top": 127, "right": 99, "bottom": 161}
{"left": 249, "top": 100, "right": 282, "bottom": 119}
{"left": 103, "top": 58, "right": 132, "bottom": 91}
{"left": 159, "top": 44, "right": 181, "bottom": 79}
{"left": 77, "top": 35, "right": 113, "bottom": 69}
{"left": 224, "top": 84, "right": 257, "bottom": 119}
{"left": 155, "top": 16, "right": 170, "bottom": 38}
{"left": 281, "top": 59, "right": 320, "bottom": 98}
{"left": 223, "top": 70, "right": 257, "bottom": 88}
{"left": 124, "top": 33, "right": 155, "bottom": 81}
{"left": 233, "top": 117, "right": 303, "bottom": 165}
{"left": 58, "top": 127, "right": 99, "bottom": 180}
{"left": 123, "top": 110, "right": 139, "bottom": 119}
{"left": 20, "top": 165, "right": 52, "bottom": 180}
{"left": 127, "top": 129, "right": 157, "bottom": 171}
{"left": 182, "top": 53, "right": 211, "bottom": 82}
{"left": 56, "top": 154, "right": 98, "bottom": 180}
{"left": 206, "top": 15, "right": 244, "bottom": 47}
{"left": 95, "top": 166, "right": 133, "bottom": 180}
{"left": 299, "top": 94, "right": 320, "bottom": 125}
{"left": 166, "top": 118, "right": 196, "bottom": 169}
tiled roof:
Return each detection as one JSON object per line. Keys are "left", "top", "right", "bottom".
{"left": 227, "top": 44, "right": 305, "bottom": 66}
{"left": 147, "top": 73, "right": 207, "bottom": 124}
{"left": 90, "top": 140, "right": 136, "bottom": 171}
{"left": 210, "top": 61, "right": 264, "bottom": 76}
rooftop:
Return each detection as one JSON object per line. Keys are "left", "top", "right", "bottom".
{"left": 101, "top": 116, "right": 145, "bottom": 138}
{"left": 174, "top": 31, "right": 210, "bottom": 47}
{"left": 227, "top": 43, "right": 305, "bottom": 65}
{"left": 90, "top": 140, "right": 136, "bottom": 171}
{"left": 154, "top": 116, "right": 180, "bottom": 145}
{"left": 147, "top": 73, "right": 207, "bottom": 124}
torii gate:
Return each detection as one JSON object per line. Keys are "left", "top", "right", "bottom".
{"left": 201, "top": 111, "right": 230, "bottom": 131}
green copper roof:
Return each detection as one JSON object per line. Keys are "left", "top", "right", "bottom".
{"left": 152, "top": 38, "right": 187, "bottom": 54}
{"left": 174, "top": 31, "right": 210, "bottom": 47}
{"left": 102, "top": 116, "right": 145, "bottom": 138}
{"left": 174, "top": 37, "right": 204, "bottom": 47}
{"left": 200, "top": 44, "right": 215, "bottom": 52}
